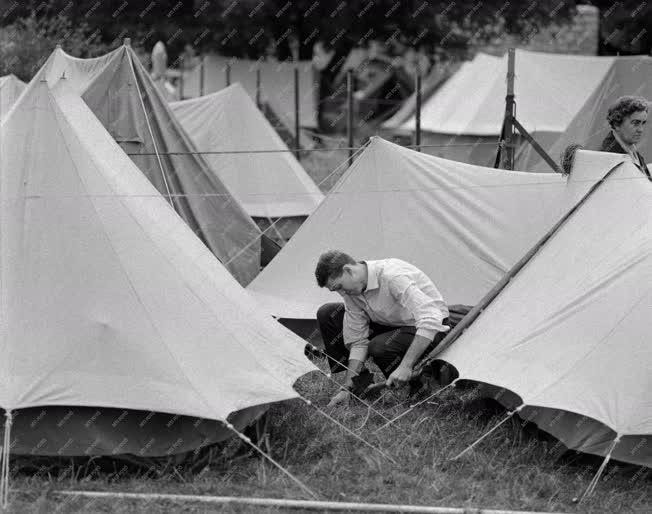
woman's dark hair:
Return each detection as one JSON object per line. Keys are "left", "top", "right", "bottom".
{"left": 606, "top": 96, "right": 649, "bottom": 128}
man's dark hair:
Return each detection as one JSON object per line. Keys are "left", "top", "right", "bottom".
{"left": 315, "top": 250, "right": 356, "bottom": 287}
{"left": 606, "top": 96, "right": 649, "bottom": 128}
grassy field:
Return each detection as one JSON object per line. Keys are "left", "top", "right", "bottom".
{"left": 8, "top": 360, "right": 652, "bottom": 514}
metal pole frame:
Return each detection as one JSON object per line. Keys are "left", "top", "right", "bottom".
{"left": 495, "top": 48, "right": 562, "bottom": 173}
{"left": 178, "top": 55, "right": 184, "bottom": 100}
{"left": 498, "top": 48, "right": 516, "bottom": 170}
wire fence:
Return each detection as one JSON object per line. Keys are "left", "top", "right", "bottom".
{"left": 125, "top": 141, "right": 502, "bottom": 157}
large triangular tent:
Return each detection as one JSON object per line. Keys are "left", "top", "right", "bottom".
{"left": 35, "top": 44, "right": 262, "bottom": 286}
{"left": 432, "top": 152, "right": 651, "bottom": 468}
{"left": 170, "top": 84, "right": 323, "bottom": 242}
{"left": 381, "top": 61, "right": 462, "bottom": 131}
{"left": 0, "top": 74, "right": 26, "bottom": 120}
{"left": 246, "top": 137, "right": 624, "bottom": 320}
{"left": 393, "top": 51, "right": 616, "bottom": 169}
{"left": 0, "top": 79, "right": 316, "bottom": 461}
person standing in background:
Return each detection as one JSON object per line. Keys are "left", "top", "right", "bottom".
{"left": 600, "top": 96, "right": 650, "bottom": 180}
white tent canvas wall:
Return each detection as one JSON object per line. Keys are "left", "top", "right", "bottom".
{"left": 35, "top": 44, "right": 262, "bottom": 286}
{"left": 0, "top": 79, "right": 316, "bottom": 459}
{"left": 0, "top": 74, "right": 26, "bottom": 120}
{"left": 394, "top": 51, "right": 616, "bottom": 169}
{"left": 434, "top": 153, "right": 651, "bottom": 468}
{"left": 381, "top": 61, "right": 462, "bottom": 131}
{"left": 246, "top": 137, "right": 625, "bottom": 321}
{"left": 170, "top": 84, "right": 323, "bottom": 241}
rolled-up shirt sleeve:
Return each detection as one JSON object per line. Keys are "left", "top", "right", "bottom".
{"left": 342, "top": 298, "right": 370, "bottom": 362}
{"left": 388, "top": 275, "right": 449, "bottom": 341}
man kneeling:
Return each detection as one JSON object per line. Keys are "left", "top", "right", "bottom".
{"left": 315, "top": 250, "right": 450, "bottom": 407}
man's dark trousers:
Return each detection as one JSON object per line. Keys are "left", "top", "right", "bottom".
{"left": 316, "top": 302, "right": 448, "bottom": 377}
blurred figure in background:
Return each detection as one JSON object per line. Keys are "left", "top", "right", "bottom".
{"left": 560, "top": 143, "right": 584, "bottom": 175}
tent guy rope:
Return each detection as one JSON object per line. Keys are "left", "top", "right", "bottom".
{"left": 225, "top": 422, "right": 318, "bottom": 500}
{"left": 301, "top": 398, "right": 397, "bottom": 464}
{"left": 223, "top": 141, "right": 370, "bottom": 267}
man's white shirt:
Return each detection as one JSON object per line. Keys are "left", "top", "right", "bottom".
{"left": 340, "top": 259, "right": 449, "bottom": 361}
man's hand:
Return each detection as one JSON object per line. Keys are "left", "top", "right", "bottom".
{"left": 327, "top": 390, "right": 351, "bottom": 407}
{"left": 386, "top": 365, "right": 413, "bottom": 388}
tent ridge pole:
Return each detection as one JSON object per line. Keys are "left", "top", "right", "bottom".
{"left": 48, "top": 490, "right": 566, "bottom": 513}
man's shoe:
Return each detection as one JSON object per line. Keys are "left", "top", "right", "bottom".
{"left": 407, "top": 376, "right": 425, "bottom": 398}
{"left": 350, "top": 369, "right": 375, "bottom": 396}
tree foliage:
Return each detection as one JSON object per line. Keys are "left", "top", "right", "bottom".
{"left": 0, "top": 12, "right": 110, "bottom": 80}
{"left": 0, "top": 1, "right": 581, "bottom": 67}
{"left": 183, "top": 0, "right": 579, "bottom": 60}
{"left": 586, "top": 1, "right": 652, "bottom": 55}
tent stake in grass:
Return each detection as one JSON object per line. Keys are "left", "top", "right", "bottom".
{"left": 0, "top": 410, "right": 13, "bottom": 509}
{"left": 374, "top": 381, "right": 458, "bottom": 434}
{"left": 450, "top": 406, "right": 523, "bottom": 461}
{"left": 579, "top": 435, "right": 621, "bottom": 503}
{"left": 305, "top": 342, "right": 409, "bottom": 432}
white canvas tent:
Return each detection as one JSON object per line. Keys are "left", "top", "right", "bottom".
{"left": 34, "top": 44, "right": 263, "bottom": 286}
{"left": 247, "top": 137, "right": 625, "bottom": 320}
{"left": 0, "top": 74, "right": 26, "bottom": 120}
{"left": 170, "top": 84, "right": 323, "bottom": 225}
{"left": 394, "top": 51, "right": 616, "bottom": 169}
{"left": 435, "top": 151, "right": 651, "bottom": 468}
{"left": 0, "top": 78, "right": 316, "bottom": 461}
{"left": 381, "top": 61, "right": 462, "bottom": 131}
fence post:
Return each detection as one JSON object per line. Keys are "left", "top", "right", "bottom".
{"left": 256, "top": 67, "right": 262, "bottom": 108}
{"left": 503, "top": 48, "right": 516, "bottom": 170}
{"left": 179, "top": 56, "right": 184, "bottom": 99}
{"left": 294, "top": 66, "right": 301, "bottom": 160}
{"left": 347, "top": 69, "right": 354, "bottom": 167}
{"left": 199, "top": 55, "right": 205, "bottom": 96}
{"left": 415, "top": 71, "right": 422, "bottom": 152}
{"left": 226, "top": 62, "right": 231, "bottom": 87}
